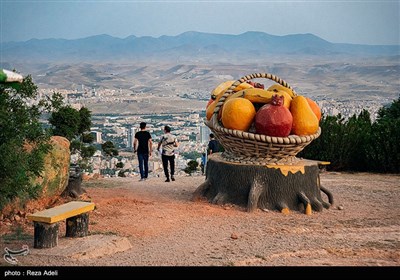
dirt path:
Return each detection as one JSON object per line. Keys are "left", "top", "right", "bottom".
{"left": 1, "top": 172, "right": 400, "bottom": 266}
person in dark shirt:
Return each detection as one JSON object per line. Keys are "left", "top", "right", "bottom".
{"left": 134, "top": 122, "right": 152, "bottom": 181}
{"left": 208, "top": 133, "right": 220, "bottom": 155}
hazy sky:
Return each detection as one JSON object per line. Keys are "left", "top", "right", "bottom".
{"left": 1, "top": 0, "right": 399, "bottom": 45}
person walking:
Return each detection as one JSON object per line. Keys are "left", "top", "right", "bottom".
{"left": 208, "top": 133, "right": 220, "bottom": 155}
{"left": 200, "top": 152, "right": 207, "bottom": 175}
{"left": 134, "top": 122, "right": 152, "bottom": 181}
{"left": 157, "top": 125, "right": 178, "bottom": 182}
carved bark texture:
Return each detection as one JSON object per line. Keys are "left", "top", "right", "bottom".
{"left": 33, "top": 222, "right": 59, "bottom": 249}
{"left": 193, "top": 155, "right": 333, "bottom": 214}
{"left": 62, "top": 167, "right": 86, "bottom": 198}
{"left": 66, "top": 213, "right": 89, "bottom": 237}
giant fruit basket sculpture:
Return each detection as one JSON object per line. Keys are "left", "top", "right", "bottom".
{"left": 206, "top": 73, "right": 321, "bottom": 165}
{"left": 196, "top": 73, "right": 334, "bottom": 215}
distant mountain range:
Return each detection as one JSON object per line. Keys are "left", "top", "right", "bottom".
{"left": 1, "top": 31, "right": 399, "bottom": 63}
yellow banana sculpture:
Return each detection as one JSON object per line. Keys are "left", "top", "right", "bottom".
{"left": 235, "top": 81, "right": 254, "bottom": 91}
{"left": 211, "top": 80, "right": 235, "bottom": 98}
{"left": 211, "top": 80, "right": 254, "bottom": 99}
{"left": 267, "top": 84, "right": 296, "bottom": 98}
{"left": 226, "top": 88, "right": 274, "bottom": 102}
{"left": 224, "top": 88, "right": 292, "bottom": 109}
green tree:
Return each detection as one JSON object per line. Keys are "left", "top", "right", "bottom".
{"left": 377, "top": 97, "right": 400, "bottom": 120}
{"left": 369, "top": 97, "right": 400, "bottom": 173}
{"left": 181, "top": 151, "right": 201, "bottom": 160}
{"left": 81, "top": 145, "right": 97, "bottom": 159}
{"left": 184, "top": 160, "right": 199, "bottom": 175}
{"left": 347, "top": 110, "right": 372, "bottom": 171}
{"left": 101, "top": 141, "right": 119, "bottom": 157}
{"left": 0, "top": 75, "right": 51, "bottom": 209}
{"left": 300, "top": 112, "right": 372, "bottom": 171}
{"left": 100, "top": 141, "right": 118, "bottom": 172}
{"left": 118, "top": 169, "right": 128, "bottom": 177}
{"left": 78, "top": 107, "right": 92, "bottom": 135}
{"left": 49, "top": 106, "right": 80, "bottom": 141}
{"left": 300, "top": 97, "right": 400, "bottom": 173}
{"left": 49, "top": 99, "right": 96, "bottom": 170}
{"left": 299, "top": 114, "right": 346, "bottom": 169}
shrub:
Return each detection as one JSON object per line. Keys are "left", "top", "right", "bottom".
{"left": 0, "top": 75, "right": 51, "bottom": 210}
{"left": 299, "top": 97, "right": 400, "bottom": 173}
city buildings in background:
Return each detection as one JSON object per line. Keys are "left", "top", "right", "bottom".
{"left": 36, "top": 85, "right": 395, "bottom": 178}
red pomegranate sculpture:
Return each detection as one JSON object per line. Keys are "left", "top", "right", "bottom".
{"left": 255, "top": 94, "right": 293, "bottom": 137}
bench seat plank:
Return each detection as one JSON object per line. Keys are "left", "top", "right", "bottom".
{"left": 27, "top": 201, "right": 95, "bottom": 224}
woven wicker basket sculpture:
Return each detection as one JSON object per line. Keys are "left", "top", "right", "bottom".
{"left": 206, "top": 73, "right": 321, "bottom": 165}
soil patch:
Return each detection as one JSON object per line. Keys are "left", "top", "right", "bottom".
{"left": 1, "top": 172, "right": 399, "bottom": 266}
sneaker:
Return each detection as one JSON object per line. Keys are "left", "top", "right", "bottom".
{"left": 171, "top": 177, "right": 175, "bottom": 181}
{"left": 165, "top": 179, "right": 170, "bottom": 182}
{"left": 139, "top": 178, "right": 145, "bottom": 182}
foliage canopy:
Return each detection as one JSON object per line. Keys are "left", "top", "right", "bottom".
{"left": 0, "top": 75, "right": 51, "bottom": 209}
{"left": 299, "top": 96, "right": 400, "bottom": 173}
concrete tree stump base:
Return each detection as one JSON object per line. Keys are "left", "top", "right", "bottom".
{"left": 192, "top": 154, "right": 334, "bottom": 215}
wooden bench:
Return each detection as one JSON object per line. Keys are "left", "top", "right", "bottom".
{"left": 27, "top": 201, "right": 95, "bottom": 249}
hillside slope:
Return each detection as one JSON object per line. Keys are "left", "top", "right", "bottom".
{"left": 1, "top": 171, "right": 399, "bottom": 266}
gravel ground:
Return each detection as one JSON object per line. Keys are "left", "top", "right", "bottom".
{"left": 1, "top": 171, "right": 399, "bottom": 267}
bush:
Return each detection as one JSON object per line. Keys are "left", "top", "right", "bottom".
{"left": 0, "top": 75, "right": 51, "bottom": 210}
{"left": 299, "top": 97, "right": 400, "bottom": 173}
{"left": 49, "top": 100, "right": 96, "bottom": 171}
{"left": 184, "top": 160, "right": 199, "bottom": 175}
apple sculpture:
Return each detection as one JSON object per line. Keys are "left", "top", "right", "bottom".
{"left": 255, "top": 94, "right": 293, "bottom": 137}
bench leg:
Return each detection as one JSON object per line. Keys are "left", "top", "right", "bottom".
{"left": 33, "top": 222, "right": 59, "bottom": 249}
{"left": 66, "top": 213, "right": 89, "bottom": 237}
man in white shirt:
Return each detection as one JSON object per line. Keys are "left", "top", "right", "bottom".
{"left": 157, "top": 125, "right": 178, "bottom": 182}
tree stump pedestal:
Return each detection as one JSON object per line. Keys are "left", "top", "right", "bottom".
{"left": 62, "top": 165, "right": 86, "bottom": 198}
{"left": 193, "top": 154, "right": 334, "bottom": 215}
{"left": 66, "top": 213, "right": 89, "bottom": 237}
{"left": 33, "top": 222, "right": 59, "bottom": 249}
